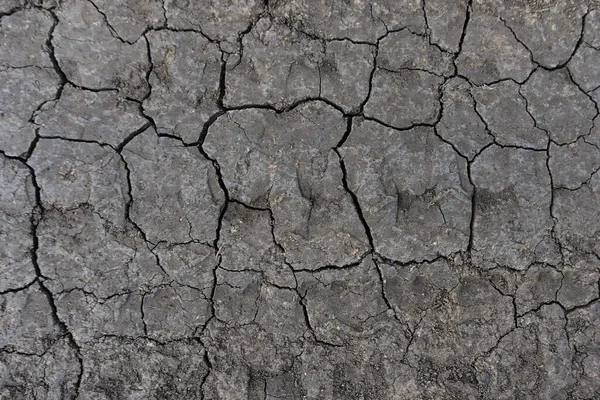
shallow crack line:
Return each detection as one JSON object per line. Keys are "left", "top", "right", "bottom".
{"left": 293, "top": 252, "right": 371, "bottom": 274}
{"left": 142, "top": 33, "right": 154, "bottom": 105}
{"left": 564, "top": 297, "right": 600, "bottom": 315}
{"left": 124, "top": 33, "right": 161, "bottom": 136}
{"left": 230, "top": 3, "right": 267, "bottom": 59}
{"left": 517, "top": 301, "right": 568, "bottom": 320}
{"left": 296, "top": 288, "right": 344, "bottom": 348}
{"left": 199, "top": 345, "right": 213, "bottom": 397}
{"left": 87, "top": 0, "right": 132, "bottom": 45}
{"left": 378, "top": 65, "right": 447, "bottom": 79}
{"left": 553, "top": 164, "right": 600, "bottom": 192}
{"left": 372, "top": 258, "right": 400, "bottom": 322}
{"left": 41, "top": 10, "right": 128, "bottom": 106}
{"left": 196, "top": 132, "right": 232, "bottom": 341}
{"left": 554, "top": 268, "right": 566, "bottom": 303}
{"left": 518, "top": 86, "right": 563, "bottom": 262}
{"left": 196, "top": 51, "right": 227, "bottom": 146}
{"left": 471, "top": 89, "right": 549, "bottom": 151}
{"left": 499, "top": 16, "right": 538, "bottom": 68}
{"left": 471, "top": 325, "right": 516, "bottom": 368}
{"left": 19, "top": 8, "right": 70, "bottom": 160}
{"left": 229, "top": 199, "right": 298, "bottom": 286}
{"left": 95, "top": 334, "right": 171, "bottom": 350}
{"left": 419, "top": 0, "right": 456, "bottom": 57}
{"left": 45, "top": 10, "right": 68, "bottom": 97}
{"left": 488, "top": 278, "right": 518, "bottom": 329}
{"left": 429, "top": 78, "right": 477, "bottom": 254}
{"left": 356, "top": 32, "right": 380, "bottom": 115}
{"left": 401, "top": 312, "right": 425, "bottom": 364}
{"left": 565, "top": 66, "right": 600, "bottom": 118}
{"left": 458, "top": 70, "right": 537, "bottom": 88}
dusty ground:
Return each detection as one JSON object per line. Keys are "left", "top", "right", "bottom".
{"left": 2, "top": 0, "right": 600, "bottom": 398}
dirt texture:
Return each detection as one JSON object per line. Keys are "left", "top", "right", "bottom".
{"left": 2, "top": 0, "right": 600, "bottom": 398}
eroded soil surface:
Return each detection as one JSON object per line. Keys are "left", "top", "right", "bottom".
{"left": 2, "top": 0, "right": 600, "bottom": 398}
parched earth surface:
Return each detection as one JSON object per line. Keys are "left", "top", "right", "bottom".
{"left": 2, "top": 0, "right": 600, "bottom": 399}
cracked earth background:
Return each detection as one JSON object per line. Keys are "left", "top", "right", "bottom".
{"left": 2, "top": 0, "right": 600, "bottom": 398}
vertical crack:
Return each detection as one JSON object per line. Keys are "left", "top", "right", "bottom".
{"left": 357, "top": 33, "right": 381, "bottom": 115}
{"left": 466, "top": 161, "right": 477, "bottom": 254}
{"left": 24, "top": 160, "right": 84, "bottom": 399}
{"left": 372, "top": 258, "right": 399, "bottom": 320}
{"left": 196, "top": 128, "right": 231, "bottom": 395}
{"left": 197, "top": 52, "right": 227, "bottom": 146}
{"left": 333, "top": 117, "right": 374, "bottom": 251}
{"left": 454, "top": 0, "right": 473, "bottom": 58}
{"left": 140, "top": 292, "right": 148, "bottom": 336}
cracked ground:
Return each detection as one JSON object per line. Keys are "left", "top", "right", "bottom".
{"left": 2, "top": 0, "right": 600, "bottom": 399}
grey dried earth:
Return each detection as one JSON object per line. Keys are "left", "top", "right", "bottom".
{"left": 1, "top": 0, "right": 600, "bottom": 398}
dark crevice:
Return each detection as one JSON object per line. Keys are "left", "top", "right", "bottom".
{"left": 115, "top": 145, "right": 158, "bottom": 249}
{"left": 199, "top": 347, "right": 213, "bottom": 397}
{"left": 373, "top": 252, "right": 450, "bottom": 269}
{"left": 466, "top": 162, "right": 477, "bottom": 253}
{"left": 196, "top": 107, "right": 226, "bottom": 147}
{"left": 45, "top": 10, "right": 68, "bottom": 94}
{"left": 0, "top": 279, "right": 38, "bottom": 295}
{"left": 0, "top": 4, "right": 25, "bottom": 20}
{"left": 499, "top": 16, "right": 539, "bottom": 68}
{"left": 335, "top": 116, "right": 353, "bottom": 149}
{"left": 362, "top": 114, "right": 437, "bottom": 132}
{"left": 334, "top": 151, "right": 374, "bottom": 251}
{"left": 565, "top": 66, "right": 600, "bottom": 118}
{"left": 216, "top": 51, "right": 228, "bottom": 110}
{"left": 140, "top": 292, "right": 148, "bottom": 336}
{"left": 454, "top": 0, "right": 473, "bottom": 57}
{"left": 401, "top": 313, "right": 425, "bottom": 364}
{"left": 34, "top": 135, "right": 116, "bottom": 150}
{"left": 535, "top": 8, "right": 590, "bottom": 72}
{"left": 23, "top": 158, "right": 84, "bottom": 399}
{"left": 292, "top": 252, "right": 371, "bottom": 274}
{"left": 115, "top": 121, "right": 152, "bottom": 152}
{"left": 332, "top": 115, "right": 376, "bottom": 259}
